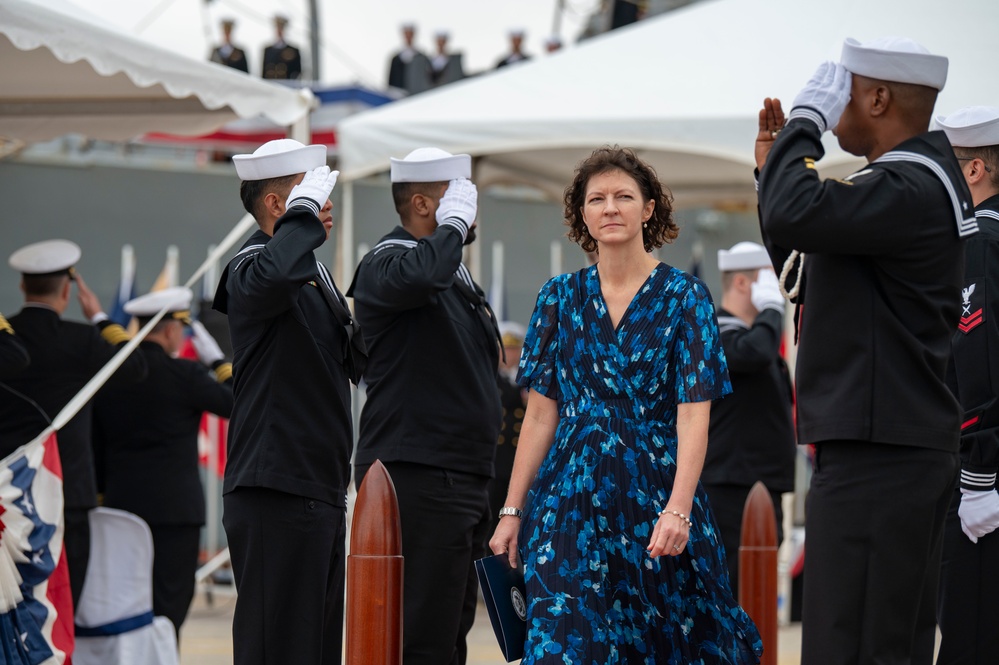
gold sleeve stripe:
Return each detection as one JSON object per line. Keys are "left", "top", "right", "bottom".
{"left": 215, "top": 362, "right": 233, "bottom": 383}
{"left": 100, "top": 323, "right": 131, "bottom": 346}
{"left": 0, "top": 314, "right": 12, "bottom": 335}
{"left": 804, "top": 158, "right": 817, "bottom": 170}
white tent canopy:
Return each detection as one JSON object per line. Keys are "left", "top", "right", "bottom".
{"left": 0, "top": 0, "right": 314, "bottom": 144}
{"left": 338, "top": 0, "right": 999, "bottom": 207}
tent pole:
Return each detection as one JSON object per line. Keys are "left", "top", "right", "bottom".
{"left": 340, "top": 181, "right": 355, "bottom": 288}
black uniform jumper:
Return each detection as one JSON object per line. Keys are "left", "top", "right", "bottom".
{"left": 93, "top": 341, "right": 233, "bottom": 636}
{"left": 349, "top": 223, "right": 501, "bottom": 665}
{"left": 214, "top": 207, "right": 360, "bottom": 665}
{"left": 937, "top": 193, "right": 999, "bottom": 664}
{"left": 703, "top": 306, "right": 795, "bottom": 593}
{"left": 759, "top": 118, "right": 974, "bottom": 665}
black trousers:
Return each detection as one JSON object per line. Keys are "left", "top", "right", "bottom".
{"left": 936, "top": 487, "right": 999, "bottom": 664}
{"left": 801, "top": 441, "right": 957, "bottom": 665}
{"left": 701, "top": 483, "right": 785, "bottom": 596}
{"left": 149, "top": 524, "right": 201, "bottom": 639}
{"left": 356, "top": 461, "right": 490, "bottom": 665}
{"left": 65, "top": 507, "right": 91, "bottom": 608}
{"left": 223, "top": 486, "right": 346, "bottom": 665}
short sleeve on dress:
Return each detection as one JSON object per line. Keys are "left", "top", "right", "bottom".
{"left": 673, "top": 278, "right": 732, "bottom": 403}
{"left": 516, "top": 277, "right": 562, "bottom": 401}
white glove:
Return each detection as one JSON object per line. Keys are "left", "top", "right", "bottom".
{"left": 789, "top": 61, "right": 852, "bottom": 133}
{"left": 958, "top": 488, "right": 999, "bottom": 543}
{"left": 191, "top": 320, "right": 225, "bottom": 366}
{"left": 751, "top": 269, "right": 785, "bottom": 314}
{"left": 435, "top": 178, "right": 478, "bottom": 241}
{"left": 286, "top": 166, "right": 339, "bottom": 217}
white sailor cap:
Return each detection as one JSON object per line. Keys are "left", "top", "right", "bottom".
{"left": 509, "top": 29, "right": 525, "bottom": 39}
{"left": 401, "top": 22, "right": 416, "bottom": 32}
{"left": 124, "top": 286, "right": 193, "bottom": 323}
{"left": 434, "top": 30, "right": 449, "bottom": 40}
{"left": 935, "top": 106, "right": 999, "bottom": 148}
{"left": 499, "top": 321, "right": 526, "bottom": 347}
{"left": 9, "top": 239, "right": 81, "bottom": 276}
{"left": 840, "top": 37, "right": 948, "bottom": 90}
{"left": 717, "top": 241, "right": 771, "bottom": 272}
{"left": 232, "top": 139, "right": 327, "bottom": 181}
{"left": 389, "top": 147, "right": 471, "bottom": 183}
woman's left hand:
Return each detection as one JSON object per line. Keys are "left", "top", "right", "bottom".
{"left": 647, "top": 506, "right": 691, "bottom": 558}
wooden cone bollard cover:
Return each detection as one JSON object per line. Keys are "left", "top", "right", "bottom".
{"left": 346, "top": 459, "right": 403, "bottom": 665}
{"left": 738, "top": 480, "right": 778, "bottom": 665}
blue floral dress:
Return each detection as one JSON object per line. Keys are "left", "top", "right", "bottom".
{"left": 516, "top": 263, "right": 763, "bottom": 665}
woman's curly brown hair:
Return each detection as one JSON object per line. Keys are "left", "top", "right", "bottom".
{"left": 564, "top": 146, "right": 678, "bottom": 254}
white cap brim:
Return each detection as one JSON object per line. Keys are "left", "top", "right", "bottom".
{"left": 840, "top": 37, "right": 947, "bottom": 90}
{"left": 233, "top": 140, "right": 327, "bottom": 181}
{"left": 936, "top": 106, "right": 999, "bottom": 148}
{"left": 9, "top": 239, "right": 81, "bottom": 275}
{"left": 717, "top": 242, "right": 771, "bottom": 271}
{"left": 390, "top": 151, "right": 471, "bottom": 183}
{"left": 124, "top": 286, "right": 194, "bottom": 318}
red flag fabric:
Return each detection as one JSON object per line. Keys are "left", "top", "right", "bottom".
{"left": 0, "top": 430, "right": 75, "bottom": 663}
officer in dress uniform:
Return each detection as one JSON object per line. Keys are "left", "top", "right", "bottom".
{"left": 430, "top": 30, "right": 464, "bottom": 87}
{"left": 703, "top": 242, "right": 794, "bottom": 594}
{"left": 348, "top": 148, "right": 502, "bottom": 665}
{"left": 934, "top": 106, "right": 999, "bottom": 665}
{"left": 92, "top": 286, "right": 233, "bottom": 640}
{"left": 755, "top": 38, "right": 972, "bottom": 665}
{"left": 0, "top": 310, "right": 30, "bottom": 378}
{"left": 209, "top": 19, "right": 249, "bottom": 73}
{"left": 261, "top": 15, "right": 302, "bottom": 80}
{"left": 213, "top": 139, "right": 363, "bottom": 665}
{"left": 0, "top": 239, "right": 147, "bottom": 607}
{"left": 387, "top": 23, "right": 433, "bottom": 95}
{"left": 485, "top": 321, "right": 527, "bottom": 543}
{"left": 495, "top": 29, "right": 531, "bottom": 68}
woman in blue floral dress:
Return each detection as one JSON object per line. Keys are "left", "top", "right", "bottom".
{"left": 490, "top": 147, "right": 763, "bottom": 664}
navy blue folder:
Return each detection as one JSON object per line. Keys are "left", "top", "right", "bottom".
{"left": 474, "top": 553, "right": 527, "bottom": 662}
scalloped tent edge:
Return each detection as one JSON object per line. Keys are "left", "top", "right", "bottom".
{"left": 0, "top": 0, "right": 314, "bottom": 143}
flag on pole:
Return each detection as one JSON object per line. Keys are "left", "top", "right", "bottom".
{"left": 107, "top": 245, "right": 137, "bottom": 328}
{"left": 0, "top": 429, "right": 74, "bottom": 664}
{"left": 151, "top": 246, "right": 180, "bottom": 291}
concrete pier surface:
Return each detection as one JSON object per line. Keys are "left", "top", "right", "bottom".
{"left": 178, "top": 589, "right": 805, "bottom": 665}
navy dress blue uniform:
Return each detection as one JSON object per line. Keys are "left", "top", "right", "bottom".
{"left": 262, "top": 42, "right": 301, "bottom": 80}
{"left": 703, "top": 305, "right": 795, "bottom": 593}
{"left": 938, "top": 193, "right": 999, "bottom": 664}
{"left": 0, "top": 313, "right": 29, "bottom": 378}
{"left": 760, "top": 115, "right": 972, "bottom": 664}
{"left": 214, "top": 204, "right": 359, "bottom": 665}
{"left": 0, "top": 306, "right": 147, "bottom": 605}
{"left": 348, "top": 223, "right": 501, "bottom": 665}
{"left": 93, "top": 340, "right": 233, "bottom": 635}
{"left": 209, "top": 44, "right": 248, "bottom": 73}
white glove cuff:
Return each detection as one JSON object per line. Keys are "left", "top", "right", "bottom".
{"left": 758, "top": 302, "right": 785, "bottom": 314}
{"left": 439, "top": 218, "right": 469, "bottom": 242}
{"left": 788, "top": 107, "right": 826, "bottom": 134}
{"left": 288, "top": 197, "right": 321, "bottom": 218}
{"left": 90, "top": 312, "right": 109, "bottom": 324}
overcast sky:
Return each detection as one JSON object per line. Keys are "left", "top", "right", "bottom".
{"left": 66, "top": 0, "right": 601, "bottom": 89}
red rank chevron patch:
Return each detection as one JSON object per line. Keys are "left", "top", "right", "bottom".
{"left": 959, "top": 308, "right": 983, "bottom": 333}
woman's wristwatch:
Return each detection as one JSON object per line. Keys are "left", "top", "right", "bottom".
{"left": 498, "top": 506, "right": 524, "bottom": 519}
